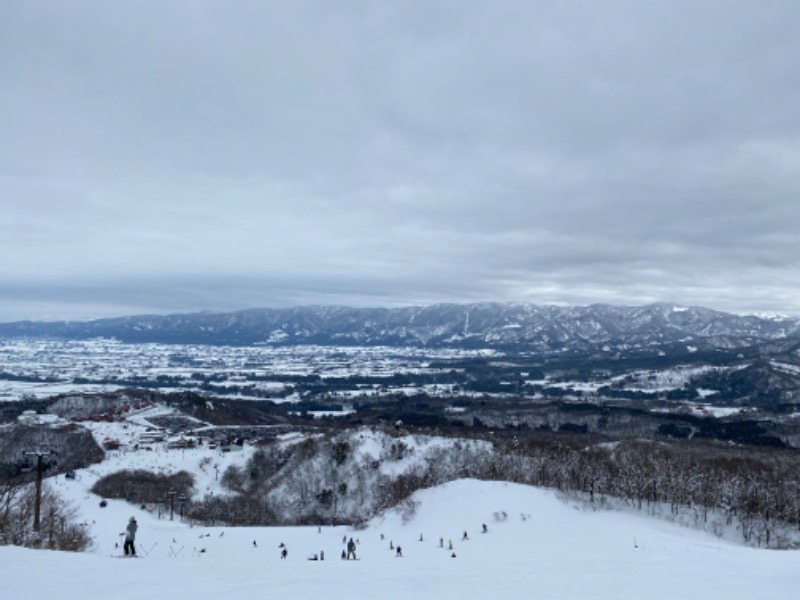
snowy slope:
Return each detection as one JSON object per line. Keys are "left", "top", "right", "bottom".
{"left": 2, "top": 476, "right": 797, "bottom": 600}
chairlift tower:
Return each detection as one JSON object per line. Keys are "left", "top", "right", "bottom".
{"left": 22, "top": 449, "right": 55, "bottom": 532}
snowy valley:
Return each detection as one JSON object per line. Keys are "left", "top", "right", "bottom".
{"left": 2, "top": 303, "right": 800, "bottom": 599}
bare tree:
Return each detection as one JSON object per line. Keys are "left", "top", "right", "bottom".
{"left": 0, "top": 480, "right": 91, "bottom": 551}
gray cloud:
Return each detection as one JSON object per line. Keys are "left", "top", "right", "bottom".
{"left": 2, "top": 0, "right": 800, "bottom": 321}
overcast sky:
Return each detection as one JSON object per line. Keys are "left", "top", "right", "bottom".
{"left": 2, "top": 0, "right": 799, "bottom": 322}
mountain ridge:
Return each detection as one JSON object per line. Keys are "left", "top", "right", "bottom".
{"left": 2, "top": 302, "right": 799, "bottom": 353}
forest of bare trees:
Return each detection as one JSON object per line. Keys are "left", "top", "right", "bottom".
{"left": 186, "top": 428, "right": 800, "bottom": 549}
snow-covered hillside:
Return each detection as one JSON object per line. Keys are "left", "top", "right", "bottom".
{"left": 2, "top": 478, "right": 797, "bottom": 600}
{"left": 1, "top": 413, "right": 798, "bottom": 599}
{"left": 3, "top": 302, "right": 798, "bottom": 349}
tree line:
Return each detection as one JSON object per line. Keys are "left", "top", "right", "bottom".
{"left": 186, "top": 427, "right": 800, "bottom": 548}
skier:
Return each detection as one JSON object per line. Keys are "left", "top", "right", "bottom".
{"left": 347, "top": 537, "right": 357, "bottom": 560}
{"left": 396, "top": 546, "right": 403, "bottom": 557}
{"left": 320, "top": 550, "right": 325, "bottom": 561}
{"left": 462, "top": 530, "right": 469, "bottom": 541}
{"left": 482, "top": 523, "right": 488, "bottom": 533}
{"left": 281, "top": 547, "right": 288, "bottom": 559}
{"left": 124, "top": 516, "right": 138, "bottom": 556}
{"left": 448, "top": 539, "right": 453, "bottom": 550}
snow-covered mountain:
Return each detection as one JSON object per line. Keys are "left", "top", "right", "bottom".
{"left": 2, "top": 303, "right": 798, "bottom": 352}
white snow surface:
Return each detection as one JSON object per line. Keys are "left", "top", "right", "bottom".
{"left": 2, "top": 431, "right": 798, "bottom": 599}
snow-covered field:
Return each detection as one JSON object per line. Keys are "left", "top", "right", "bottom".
{"left": 0, "top": 338, "right": 486, "bottom": 401}
{"left": 0, "top": 338, "right": 735, "bottom": 406}
{"left": 2, "top": 417, "right": 797, "bottom": 599}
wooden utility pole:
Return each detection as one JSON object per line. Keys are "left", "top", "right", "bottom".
{"left": 23, "top": 450, "right": 54, "bottom": 532}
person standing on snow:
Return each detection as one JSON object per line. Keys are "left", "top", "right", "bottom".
{"left": 124, "top": 516, "right": 138, "bottom": 556}
{"left": 347, "top": 537, "right": 357, "bottom": 560}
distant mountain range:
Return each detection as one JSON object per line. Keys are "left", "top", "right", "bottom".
{"left": 1, "top": 303, "right": 799, "bottom": 354}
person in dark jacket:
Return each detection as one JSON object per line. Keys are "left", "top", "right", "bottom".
{"left": 124, "top": 517, "right": 138, "bottom": 556}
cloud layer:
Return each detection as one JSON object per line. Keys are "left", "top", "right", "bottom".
{"left": 2, "top": 1, "right": 799, "bottom": 320}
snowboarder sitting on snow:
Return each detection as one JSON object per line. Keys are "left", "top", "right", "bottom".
{"left": 124, "top": 516, "right": 138, "bottom": 556}
{"left": 347, "top": 537, "right": 357, "bottom": 560}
